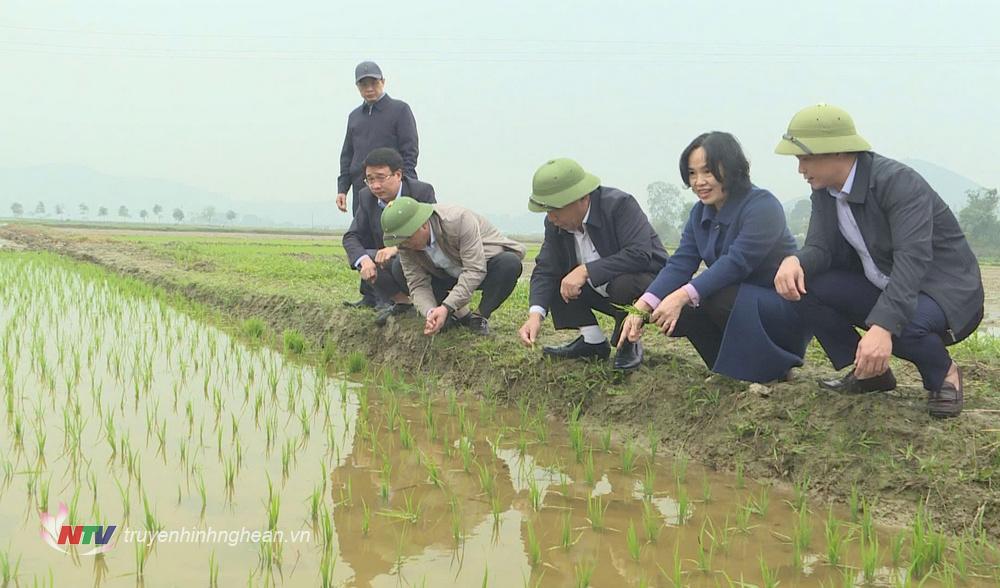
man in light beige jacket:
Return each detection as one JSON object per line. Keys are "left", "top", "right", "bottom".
{"left": 381, "top": 197, "right": 526, "bottom": 335}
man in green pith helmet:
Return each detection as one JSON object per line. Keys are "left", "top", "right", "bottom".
{"left": 517, "top": 158, "right": 668, "bottom": 370}
{"left": 773, "top": 103, "right": 984, "bottom": 418}
{"left": 381, "top": 197, "right": 526, "bottom": 336}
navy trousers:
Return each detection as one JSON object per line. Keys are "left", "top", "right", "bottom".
{"left": 796, "top": 270, "right": 982, "bottom": 391}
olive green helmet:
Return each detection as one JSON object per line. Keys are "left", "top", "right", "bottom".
{"left": 775, "top": 103, "right": 871, "bottom": 156}
{"left": 528, "top": 158, "right": 601, "bottom": 212}
{"left": 381, "top": 196, "right": 433, "bottom": 246}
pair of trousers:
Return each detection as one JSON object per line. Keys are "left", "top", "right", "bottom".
{"left": 548, "top": 272, "right": 657, "bottom": 344}
{"left": 428, "top": 251, "right": 523, "bottom": 319}
{"left": 796, "top": 270, "right": 982, "bottom": 391}
{"left": 668, "top": 284, "right": 740, "bottom": 370}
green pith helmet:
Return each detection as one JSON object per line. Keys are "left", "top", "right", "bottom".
{"left": 381, "top": 196, "right": 433, "bottom": 246}
{"left": 528, "top": 158, "right": 601, "bottom": 212}
{"left": 774, "top": 103, "right": 872, "bottom": 156}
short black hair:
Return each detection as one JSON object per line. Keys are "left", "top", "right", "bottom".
{"left": 678, "top": 132, "right": 752, "bottom": 198}
{"left": 364, "top": 147, "right": 403, "bottom": 172}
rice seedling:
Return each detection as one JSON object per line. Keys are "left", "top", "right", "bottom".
{"left": 910, "top": 502, "right": 946, "bottom": 578}
{"left": 673, "top": 454, "right": 688, "bottom": 484}
{"left": 282, "top": 329, "right": 305, "bottom": 354}
{"left": 567, "top": 404, "right": 585, "bottom": 462}
{"left": 319, "top": 548, "right": 337, "bottom": 588}
{"left": 621, "top": 440, "right": 638, "bottom": 474}
{"left": 573, "top": 560, "right": 595, "bottom": 588}
{"left": 735, "top": 500, "right": 755, "bottom": 534}
{"left": 860, "top": 499, "right": 876, "bottom": 544}
{"left": 600, "top": 428, "right": 612, "bottom": 452}
{"left": 792, "top": 475, "right": 811, "bottom": 512}
{"left": 583, "top": 448, "right": 596, "bottom": 486}
{"left": 735, "top": 460, "right": 745, "bottom": 489}
{"left": 477, "top": 461, "right": 496, "bottom": 498}
{"left": 419, "top": 450, "right": 443, "bottom": 488}
{"left": 141, "top": 491, "right": 160, "bottom": 534}
{"left": 626, "top": 519, "right": 642, "bottom": 561}
{"left": 458, "top": 436, "right": 474, "bottom": 472}
{"left": 526, "top": 519, "right": 542, "bottom": 567}
{"left": 379, "top": 459, "right": 392, "bottom": 501}
{"left": 642, "top": 499, "right": 661, "bottom": 543}
{"left": 700, "top": 473, "right": 712, "bottom": 503}
{"left": 346, "top": 351, "right": 367, "bottom": 374}
{"left": 134, "top": 542, "right": 148, "bottom": 578}
{"left": 657, "top": 541, "right": 683, "bottom": 587}
{"left": 209, "top": 550, "right": 220, "bottom": 588}
{"left": 825, "top": 506, "right": 845, "bottom": 566}
{"left": 642, "top": 462, "right": 655, "bottom": 498}
{"left": 848, "top": 483, "right": 862, "bottom": 522}
{"left": 758, "top": 555, "right": 779, "bottom": 588}
{"left": 527, "top": 475, "right": 543, "bottom": 511}
{"left": 890, "top": 531, "right": 907, "bottom": 567}
{"left": 560, "top": 511, "right": 579, "bottom": 550}
{"left": 695, "top": 518, "right": 715, "bottom": 573}
{"left": 361, "top": 499, "right": 371, "bottom": 536}
{"left": 795, "top": 500, "right": 812, "bottom": 551}
{"left": 862, "top": 533, "right": 880, "bottom": 584}
{"left": 587, "top": 495, "right": 608, "bottom": 531}
{"left": 676, "top": 483, "right": 690, "bottom": 525}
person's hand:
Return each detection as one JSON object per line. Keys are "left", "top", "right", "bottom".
{"left": 424, "top": 306, "right": 449, "bottom": 335}
{"left": 518, "top": 313, "right": 543, "bottom": 347}
{"left": 650, "top": 290, "right": 689, "bottom": 336}
{"left": 560, "top": 265, "right": 588, "bottom": 303}
{"left": 854, "top": 325, "right": 893, "bottom": 379}
{"left": 374, "top": 246, "right": 398, "bottom": 266}
{"left": 617, "top": 315, "right": 646, "bottom": 349}
{"left": 774, "top": 255, "right": 807, "bottom": 301}
{"left": 359, "top": 257, "right": 377, "bottom": 282}
{"left": 335, "top": 193, "right": 348, "bottom": 213}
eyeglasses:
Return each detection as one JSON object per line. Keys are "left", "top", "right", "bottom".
{"left": 364, "top": 172, "right": 396, "bottom": 185}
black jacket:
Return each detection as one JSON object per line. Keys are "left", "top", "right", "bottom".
{"left": 529, "top": 186, "right": 668, "bottom": 311}
{"left": 796, "top": 151, "right": 984, "bottom": 337}
{"left": 341, "top": 177, "right": 436, "bottom": 267}
{"left": 337, "top": 94, "right": 419, "bottom": 193}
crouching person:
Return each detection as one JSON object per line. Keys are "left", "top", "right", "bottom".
{"left": 518, "top": 158, "right": 668, "bottom": 370}
{"left": 380, "top": 197, "right": 526, "bottom": 336}
{"left": 618, "top": 132, "right": 811, "bottom": 383}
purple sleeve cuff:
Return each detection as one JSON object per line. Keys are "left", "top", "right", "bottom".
{"left": 638, "top": 292, "right": 661, "bottom": 310}
{"left": 682, "top": 283, "right": 700, "bottom": 307}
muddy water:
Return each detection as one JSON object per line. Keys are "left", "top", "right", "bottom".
{"left": 0, "top": 253, "right": 996, "bottom": 587}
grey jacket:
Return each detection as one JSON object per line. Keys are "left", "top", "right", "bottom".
{"left": 529, "top": 186, "right": 668, "bottom": 311}
{"left": 399, "top": 204, "right": 526, "bottom": 317}
{"left": 341, "top": 177, "right": 436, "bottom": 267}
{"left": 796, "top": 151, "right": 984, "bottom": 337}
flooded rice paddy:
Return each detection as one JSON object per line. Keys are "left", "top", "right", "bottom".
{"left": 1, "top": 253, "right": 997, "bottom": 587}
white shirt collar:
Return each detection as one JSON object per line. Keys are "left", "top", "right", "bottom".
{"left": 828, "top": 160, "right": 858, "bottom": 199}
{"left": 572, "top": 204, "right": 592, "bottom": 235}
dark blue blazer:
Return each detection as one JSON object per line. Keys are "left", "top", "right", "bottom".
{"left": 646, "top": 186, "right": 796, "bottom": 301}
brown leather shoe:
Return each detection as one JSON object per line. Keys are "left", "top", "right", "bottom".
{"left": 818, "top": 368, "right": 897, "bottom": 394}
{"left": 928, "top": 366, "right": 963, "bottom": 419}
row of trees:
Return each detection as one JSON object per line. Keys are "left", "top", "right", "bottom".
{"left": 647, "top": 182, "right": 1000, "bottom": 258}
{"left": 8, "top": 202, "right": 238, "bottom": 224}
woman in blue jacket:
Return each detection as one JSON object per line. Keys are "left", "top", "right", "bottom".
{"left": 618, "top": 132, "right": 810, "bottom": 383}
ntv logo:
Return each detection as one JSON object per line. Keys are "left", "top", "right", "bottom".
{"left": 40, "top": 503, "right": 116, "bottom": 556}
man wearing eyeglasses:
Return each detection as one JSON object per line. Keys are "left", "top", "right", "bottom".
{"left": 773, "top": 103, "right": 984, "bottom": 418}
{"left": 335, "top": 61, "right": 419, "bottom": 218}
{"left": 517, "top": 158, "right": 669, "bottom": 370}
{"left": 342, "top": 148, "right": 436, "bottom": 323}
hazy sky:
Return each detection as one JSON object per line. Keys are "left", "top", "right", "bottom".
{"left": 2, "top": 0, "right": 999, "bottom": 217}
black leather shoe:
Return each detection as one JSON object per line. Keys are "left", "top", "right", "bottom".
{"left": 374, "top": 303, "right": 413, "bottom": 326}
{"left": 818, "top": 368, "right": 896, "bottom": 394}
{"left": 458, "top": 312, "right": 490, "bottom": 336}
{"left": 928, "top": 366, "right": 963, "bottom": 419}
{"left": 342, "top": 297, "right": 377, "bottom": 309}
{"left": 613, "top": 340, "right": 643, "bottom": 371}
{"left": 542, "top": 336, "right": 611, "bottom": 360}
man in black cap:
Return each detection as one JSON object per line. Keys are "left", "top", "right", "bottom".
{"left": 337, "top": 60, "right": 421, "bottom": 307}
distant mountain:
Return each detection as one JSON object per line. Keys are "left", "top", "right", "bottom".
{"left": 0, "top": 164, "right": 349, "bottom": 229}
{"left": 901, "top": 159, "right": 983, "bottom": 211}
